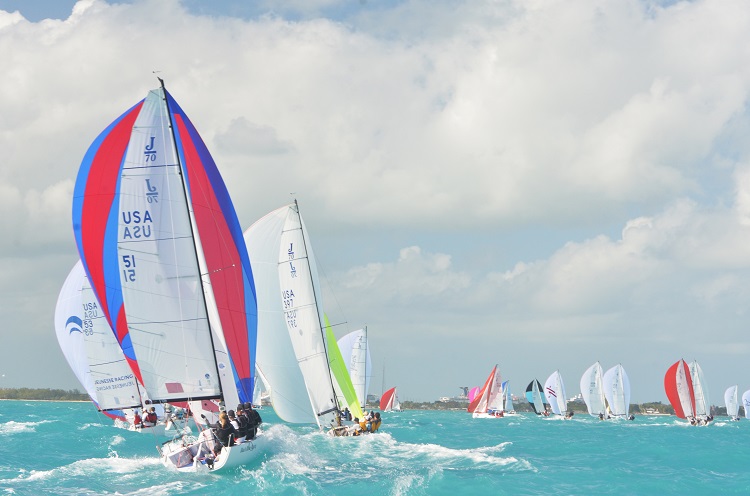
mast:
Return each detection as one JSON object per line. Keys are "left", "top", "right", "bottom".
{"left": 363, "top": 325, "right": 368, "bottom": 408}
{"left": 158, "top": 77, "right": 224, "bottom": 405}
{"left": 293, "top": 199, "right": 341, "bottom": 417}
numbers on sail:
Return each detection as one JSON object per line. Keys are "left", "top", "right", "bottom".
{"left": 145, "top": 178, "right": 159, "bottom": 203}
{"left": 285, "top": 309, "right": 297, "bottom": 328}
{"left": 122, "top": 255, "right": 137, "bottom": 283}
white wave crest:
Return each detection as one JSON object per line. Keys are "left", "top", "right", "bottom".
{"left": 0, "top": 420, "right": 53, "bottom": 435}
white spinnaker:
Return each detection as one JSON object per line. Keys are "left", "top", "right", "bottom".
{"left": 337, "top": 329, "right": 371, "bottom": 410}
{"left": 544, "top": 371, "right": 567, "bottom": 416}
{"left": 54, "top": 261, "right": 96, "bottom": 401}
{"left": 725, "top": 385, "right": 739, "bottom": 418}
{"left": 742, "top": 390, "right": 750, "bottom": 419}
{"left": 244, "top": 205, "right": 315, "bottom": 424}
{"left": 603, "top": 364, "right": 630, "bottom": 417}
{"left": 81, "top": 273, "right": 141, "bottom": 410}
{"left": 278, "top": 203, "right": 338, "bottom": 428}
{"left": 117, "top": 88, "right": 221, "bottom": 403}
{"left": 580, "top": 362, "right": 606, "bottom": 417}
{"left": 689, "top": 361, "right": 709, "bottom": 417}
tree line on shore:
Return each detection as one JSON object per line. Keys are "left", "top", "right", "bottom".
{"left": 0, "top": 388, "right": 89, "bottom": 401}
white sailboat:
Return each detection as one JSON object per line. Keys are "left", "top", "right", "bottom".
{"left": 602, "top": 364, "right": 631, "bottom": 419}
{"left": 544, "top": 370, "right": 569, "bottom": 418}
{"left": 580, "top": 362, "right": 606, "bottom": 418}
{"left": 501, "top": 381, "right": 517, "bottom": 415}
{"left": 725, "top": 385, "right": 740, "bottom": 421}
{"left": 742, "top": 390, "right": 750, "bottom": 420}
{"left": 245, "top": 201, "right": 343, "bottom": 432}
{"left": 73, "top": 80, "right": 262, "bottom": 471}
{"left": 337, "top": 328, "right": 371, "bottom": 411}
{"left": 689, "top": 361, "right": 711, "bottom": 420}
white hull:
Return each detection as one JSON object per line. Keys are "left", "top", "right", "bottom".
{"left": 161, "top": 429, "right": 266, "bottom": 473}
{"left": 472, "top": 411, "right": 510, "bottom": 419}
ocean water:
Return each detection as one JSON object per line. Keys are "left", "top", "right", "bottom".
{"left": 0, "top": 400, "right": 748, "bottom": 495}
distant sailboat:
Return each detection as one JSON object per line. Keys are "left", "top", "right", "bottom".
{"left": 724, "top": 385, "right": 740, "bottom": 421}
{"left": 337, "top": 328, "right": 371, "bottom": 411}
{"left": 664, "top": 359, "right": 711, "bottom": 425}
{"left": 580, "top": 362, "right": 606, "bottom": 418}
{"left": 468, "top": 386, "right": 480, "bottom": 403}
{"left": 380, "top": 387, "right": 401, "bottom": 412}
{"left": 501, "top": 380, "right": 517, "bottom": 415}
{"left": 544, "top": 370, "right": 569, "bottom": 417}
{"left": 468, "top": 365, "right": 504, "bottom": 418}
{"left": 525, "top": 379, "right": 547, "bottom": 416}
{"left": 742, "top": 390, "right": 750, "bottom": 420}
{"left": 603, "top": 364, "right": 631, "bottom": 419}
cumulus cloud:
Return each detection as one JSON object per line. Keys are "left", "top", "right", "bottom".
{"left": 3, "top": 0, "right": 750, "bottom": 401}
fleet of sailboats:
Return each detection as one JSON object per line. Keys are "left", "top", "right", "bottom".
{"left": 54, "top": 80, "right": 748, "bottom": 478}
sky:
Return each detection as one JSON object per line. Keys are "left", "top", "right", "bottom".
{"left": 1, "top": 0, "right": 749, "bottom": 405}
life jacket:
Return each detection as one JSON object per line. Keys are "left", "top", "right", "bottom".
{"left": 134, "top": 414, "right": 142, "bottom": 426}
{"left": 371, "top": 420, "right": 381, "bottom": 432}
{"left": 146, "top": 412, "right": 158, "bottom": 424}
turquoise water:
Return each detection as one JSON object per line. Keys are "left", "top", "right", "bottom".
{"left": 1, "top": 400, "right": 748, "bottom": 495}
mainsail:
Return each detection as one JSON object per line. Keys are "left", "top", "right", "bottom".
{"left": 742, "top": 389, "right": 750, "bottom": 420}
{"left": 689, "top": 361, "right": 710, "bottom": 418}
{"left": 276, "top": 201, "right": 340, "bottom": 429}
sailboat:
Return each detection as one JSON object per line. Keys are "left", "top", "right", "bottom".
{"left": 544, "top": 370, "right": 569, "bottom": 418}
{"left": 243, "top": 202, "right": 347, "bottom": 433}
{"left": 54, "top": 261, "right": 142, "bottom": 422}
{"left": 380, "top": 387, "right": 401, "bottom": 412}
{"left": 580, "top": 362, "right": 607, "bottom": 418}
{"left": 72, "top": 80, "right": 261, "bottom": 471}
{"left": 525, "top": 379, "right": 548, "bottom": 416}
{"left": 337, "top": 328, "right": 371, "bottom": 411}
{"left": 501, "top": 381, "right": 517, "bottom": 415}
{"left": 742, "top": 390, "right": 750, "bottom": 420}
{"left": 467, "top": 365, "right": 504, "bottom": 418}
{"left": 664, "top": 359, "right": 711, "bottom": 425}
{"left": 602, "top": 364, "right": 632, "bottom": 419}
{"left": 724, "top": 385, "right": 740, "bottom": 421}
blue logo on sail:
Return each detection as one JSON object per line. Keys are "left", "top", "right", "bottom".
{"left": 66, "top": 316, "right": 83, "bottom": 334}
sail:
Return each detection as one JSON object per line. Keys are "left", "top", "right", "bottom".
{"left": 337, "top": 329, "right": 371, "bottom": 410}
{"left": 74, "top": 83, "right": 257, "bottom": 406}
{"left": 325, "top": 317, "right": 365, "bottom": 420}
{"left": 277, "top": 202, "right": 339, "bottom": 428}
{"left": 525, "top": 379, "right": 546, "bottom": 414}
{"left": 689, "top": 361, "right": 709, "bottom": 417}
{"left": 544, "top": 370, "right": 567, "bottom": 416}
{"left": 244, "top": 206, "right": 315, "bottom": 423}
{"left": 742, "top": 390, "right": 750, "bottom": 419}
{"left": 502, "top": 381, "right": 514, "bottom": 411}
{"left": 468, "top": 365, "right": 498, "bottom": 414}
{"left": 467, "top": 386, "right": 480, "bottom": 403}
{"left": 724, "top": 385, "right": 739, "bottom": 418}
{"left": 580, "top": 362, "right": 606, "bottom": 417}
{"left": 380, "top": 387, "right": 396, "bottom": 411}
{"left": 664, "top": 359, "right": 695, "bottom": 419}
{"left": 54, "top": 261, "right": 141, "bottom": 416}
{"left": 602, "top": 364, "right": 630, "bottom": 417}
